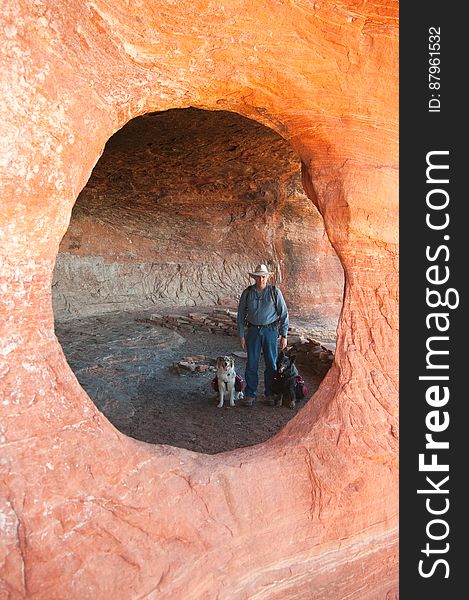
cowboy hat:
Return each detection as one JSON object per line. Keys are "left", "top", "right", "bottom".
{"left": 248, "top": 263, "right": 273, "bottom": 277}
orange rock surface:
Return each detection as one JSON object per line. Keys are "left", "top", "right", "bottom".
{"left": 0, "top": 1, "right": 398, "bottom": 598}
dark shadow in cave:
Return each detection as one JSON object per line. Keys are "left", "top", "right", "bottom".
{"left": 53, "top": 108, "right": 343, "bottom": 454}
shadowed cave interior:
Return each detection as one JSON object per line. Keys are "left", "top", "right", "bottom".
{"left": 52, "top": 108, "right": 344, "bottom": 454}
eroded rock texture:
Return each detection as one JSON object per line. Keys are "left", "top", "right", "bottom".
{"left": 0, "top": 1, "right": 398, "bottom": 599}
{"left": 53, "top": 108, "right": 344, "bottom": 321}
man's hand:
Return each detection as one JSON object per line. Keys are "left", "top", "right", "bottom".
{"left": 280, "top": 336, "right": 288, "bottom": 350}
{"left": 240, "top": 336, "right": 246, "bottom": 350}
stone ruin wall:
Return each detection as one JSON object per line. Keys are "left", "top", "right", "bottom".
{"left": 52, "top": 108, "right": 344, "bottom": 322}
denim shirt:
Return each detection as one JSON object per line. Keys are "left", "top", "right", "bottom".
{"left": 237, "top": 284, "right": 289, "bottom": 338}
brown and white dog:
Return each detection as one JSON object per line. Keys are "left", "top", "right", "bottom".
{"left": 215, "top": 355, "right": 237, "bottom": 408}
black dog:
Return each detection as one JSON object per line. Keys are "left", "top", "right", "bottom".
{"left": 272, "top": 351, "right": 299, "bottom": 409}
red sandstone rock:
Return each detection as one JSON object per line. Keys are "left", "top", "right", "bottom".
{"left": 0, "top": 1, "right": 398, "bottom": 598}
{"left": 52, "top": 108, "right": 344, "bottom": 322}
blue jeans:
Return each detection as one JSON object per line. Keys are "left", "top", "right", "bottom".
{"left": 244, "top": 324, "right": 278, "bottom": 399}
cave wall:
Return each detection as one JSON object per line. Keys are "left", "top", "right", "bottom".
{"left": 0, "top": 1, "right": 398, "bottom": 598}
{"left": 52, "top": 108, "right": 344, "bottom": 321}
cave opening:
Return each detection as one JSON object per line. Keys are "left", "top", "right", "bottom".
{"left": 52, "top": 107, "right": 344, "bottom": 454}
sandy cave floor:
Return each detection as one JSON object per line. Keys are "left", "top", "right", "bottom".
{"left": 54, "top": 309, "right": 336, "bottom": 454}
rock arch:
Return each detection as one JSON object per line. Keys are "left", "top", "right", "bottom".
{"left": 0, "top": 1, "right": 398, "bottom": 598}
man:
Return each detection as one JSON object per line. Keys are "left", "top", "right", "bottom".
{"left": 236, "top": 263, "right": 289, "bottom": 406}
